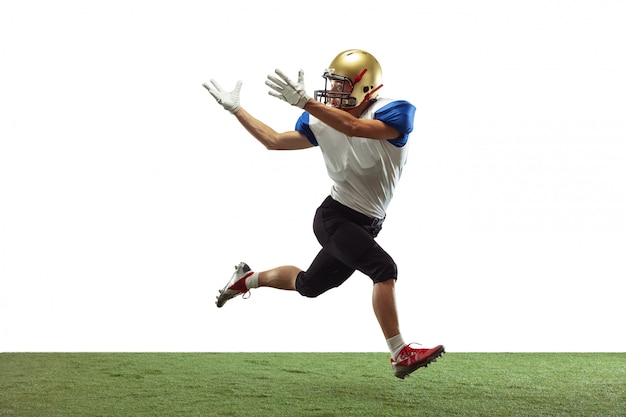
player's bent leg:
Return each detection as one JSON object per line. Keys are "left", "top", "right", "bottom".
{"left": 216, "top": 264, "right": 306, "bottom": 308}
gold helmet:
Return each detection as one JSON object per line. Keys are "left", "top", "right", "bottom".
{"left": 314, "top": 49, "right": 383, "bottom": 109}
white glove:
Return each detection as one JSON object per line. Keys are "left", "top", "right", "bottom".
{"left": 266, "top": 69, "right": 310, "bottom": 109}
{"left": 202, "top": 79, "right": 242, "bottom": 114}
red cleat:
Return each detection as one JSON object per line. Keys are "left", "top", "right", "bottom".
{"left": 391, "top": 344, "right": 445, "bottom": 379}
{"left": 215, "top": 262, "right": 253, "bottom": 308}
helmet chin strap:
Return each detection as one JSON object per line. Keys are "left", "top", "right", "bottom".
{"left": 363, "top": 84, "right": 383, "bottom": 102}
{"left": 342, "top": 86, "right": 383, "bottom": 115}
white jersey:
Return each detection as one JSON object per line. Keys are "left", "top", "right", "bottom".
{"left": 295, "top": 98, "right": 416, "bottom": 219}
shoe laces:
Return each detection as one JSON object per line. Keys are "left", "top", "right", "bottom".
{"left": 394, "top": 342, "right": 423, "bottom": 362}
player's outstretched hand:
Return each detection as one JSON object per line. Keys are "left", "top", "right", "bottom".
{"left": 266, "top": 69, "right": 310, "bottom": 109}
{"left": 202, "top": 79, "right": 242, "bottom": 114}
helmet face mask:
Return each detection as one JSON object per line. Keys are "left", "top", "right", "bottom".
{"left": 314, "top": 49, "right": 383, "bottom": 110}
{"left": 316, "top": 71, "right": 357, "bottom": 108}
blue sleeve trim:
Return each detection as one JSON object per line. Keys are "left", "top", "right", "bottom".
{"left": 374, "top": 100, "right": 416, "bottom": 147}
{"left": 295, "top": 112, "right": 318, "bottom": 146}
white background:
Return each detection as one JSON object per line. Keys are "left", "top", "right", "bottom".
{"left": 1, "top": 0, "right": 624, "bottom": 352}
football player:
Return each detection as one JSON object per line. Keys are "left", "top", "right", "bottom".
{"left": 203, "top": 49, "right": 444, "bottom": 378}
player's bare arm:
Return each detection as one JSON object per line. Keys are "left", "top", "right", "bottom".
{"left": 233, "top": 108, "right": 313, "bottom": 150}
{"left": 302, "top": 99, "right": 401, "bottom": 140}
{"left": 202, "top": 79, "right": 312, "bottom": 151}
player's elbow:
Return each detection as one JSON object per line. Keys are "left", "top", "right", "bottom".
{"left": 264, "top": 138, "right": 282, "bottom": 150}
{"left": 254, "top": 132, "right": 281, "bottom": 150}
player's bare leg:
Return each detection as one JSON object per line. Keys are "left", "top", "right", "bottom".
{"left": 258, "top": 266, "right": 300, "bottom": 290}
{"left": 373, "top": 278, "right": 445, "bottom": 378}
{"left": 372, "top": 279, "right": 400, "bottom": 338}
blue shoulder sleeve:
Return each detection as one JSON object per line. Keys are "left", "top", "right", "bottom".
{"left": 295, "top": 112, "right": 318, "bottom": 146}
{"left": 374, "top": 100, "right": 416, "bottom": 147}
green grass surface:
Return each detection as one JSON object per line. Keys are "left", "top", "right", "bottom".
{"left": 1, "top": 353, "right": 624, "bottom": 416}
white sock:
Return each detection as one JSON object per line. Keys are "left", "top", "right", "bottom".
{"left": 386, "top": 334, "right": 406, "bottom": 359}
{"left": 245, "top": 272, "right": 259, "bottom": 289}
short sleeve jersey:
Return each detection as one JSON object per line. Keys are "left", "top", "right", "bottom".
{"left": 295, "top": 98, "right": 416, "bottom": 219}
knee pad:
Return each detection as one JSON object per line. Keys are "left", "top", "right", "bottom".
{"left": 361, "top": 244, "right": 398, "bottom": 283}
{"left": 295, "top": 270, "right": 348, "bottom": 298}
{"left": 295, "top": 272, "right": 323, "bottom": 298}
